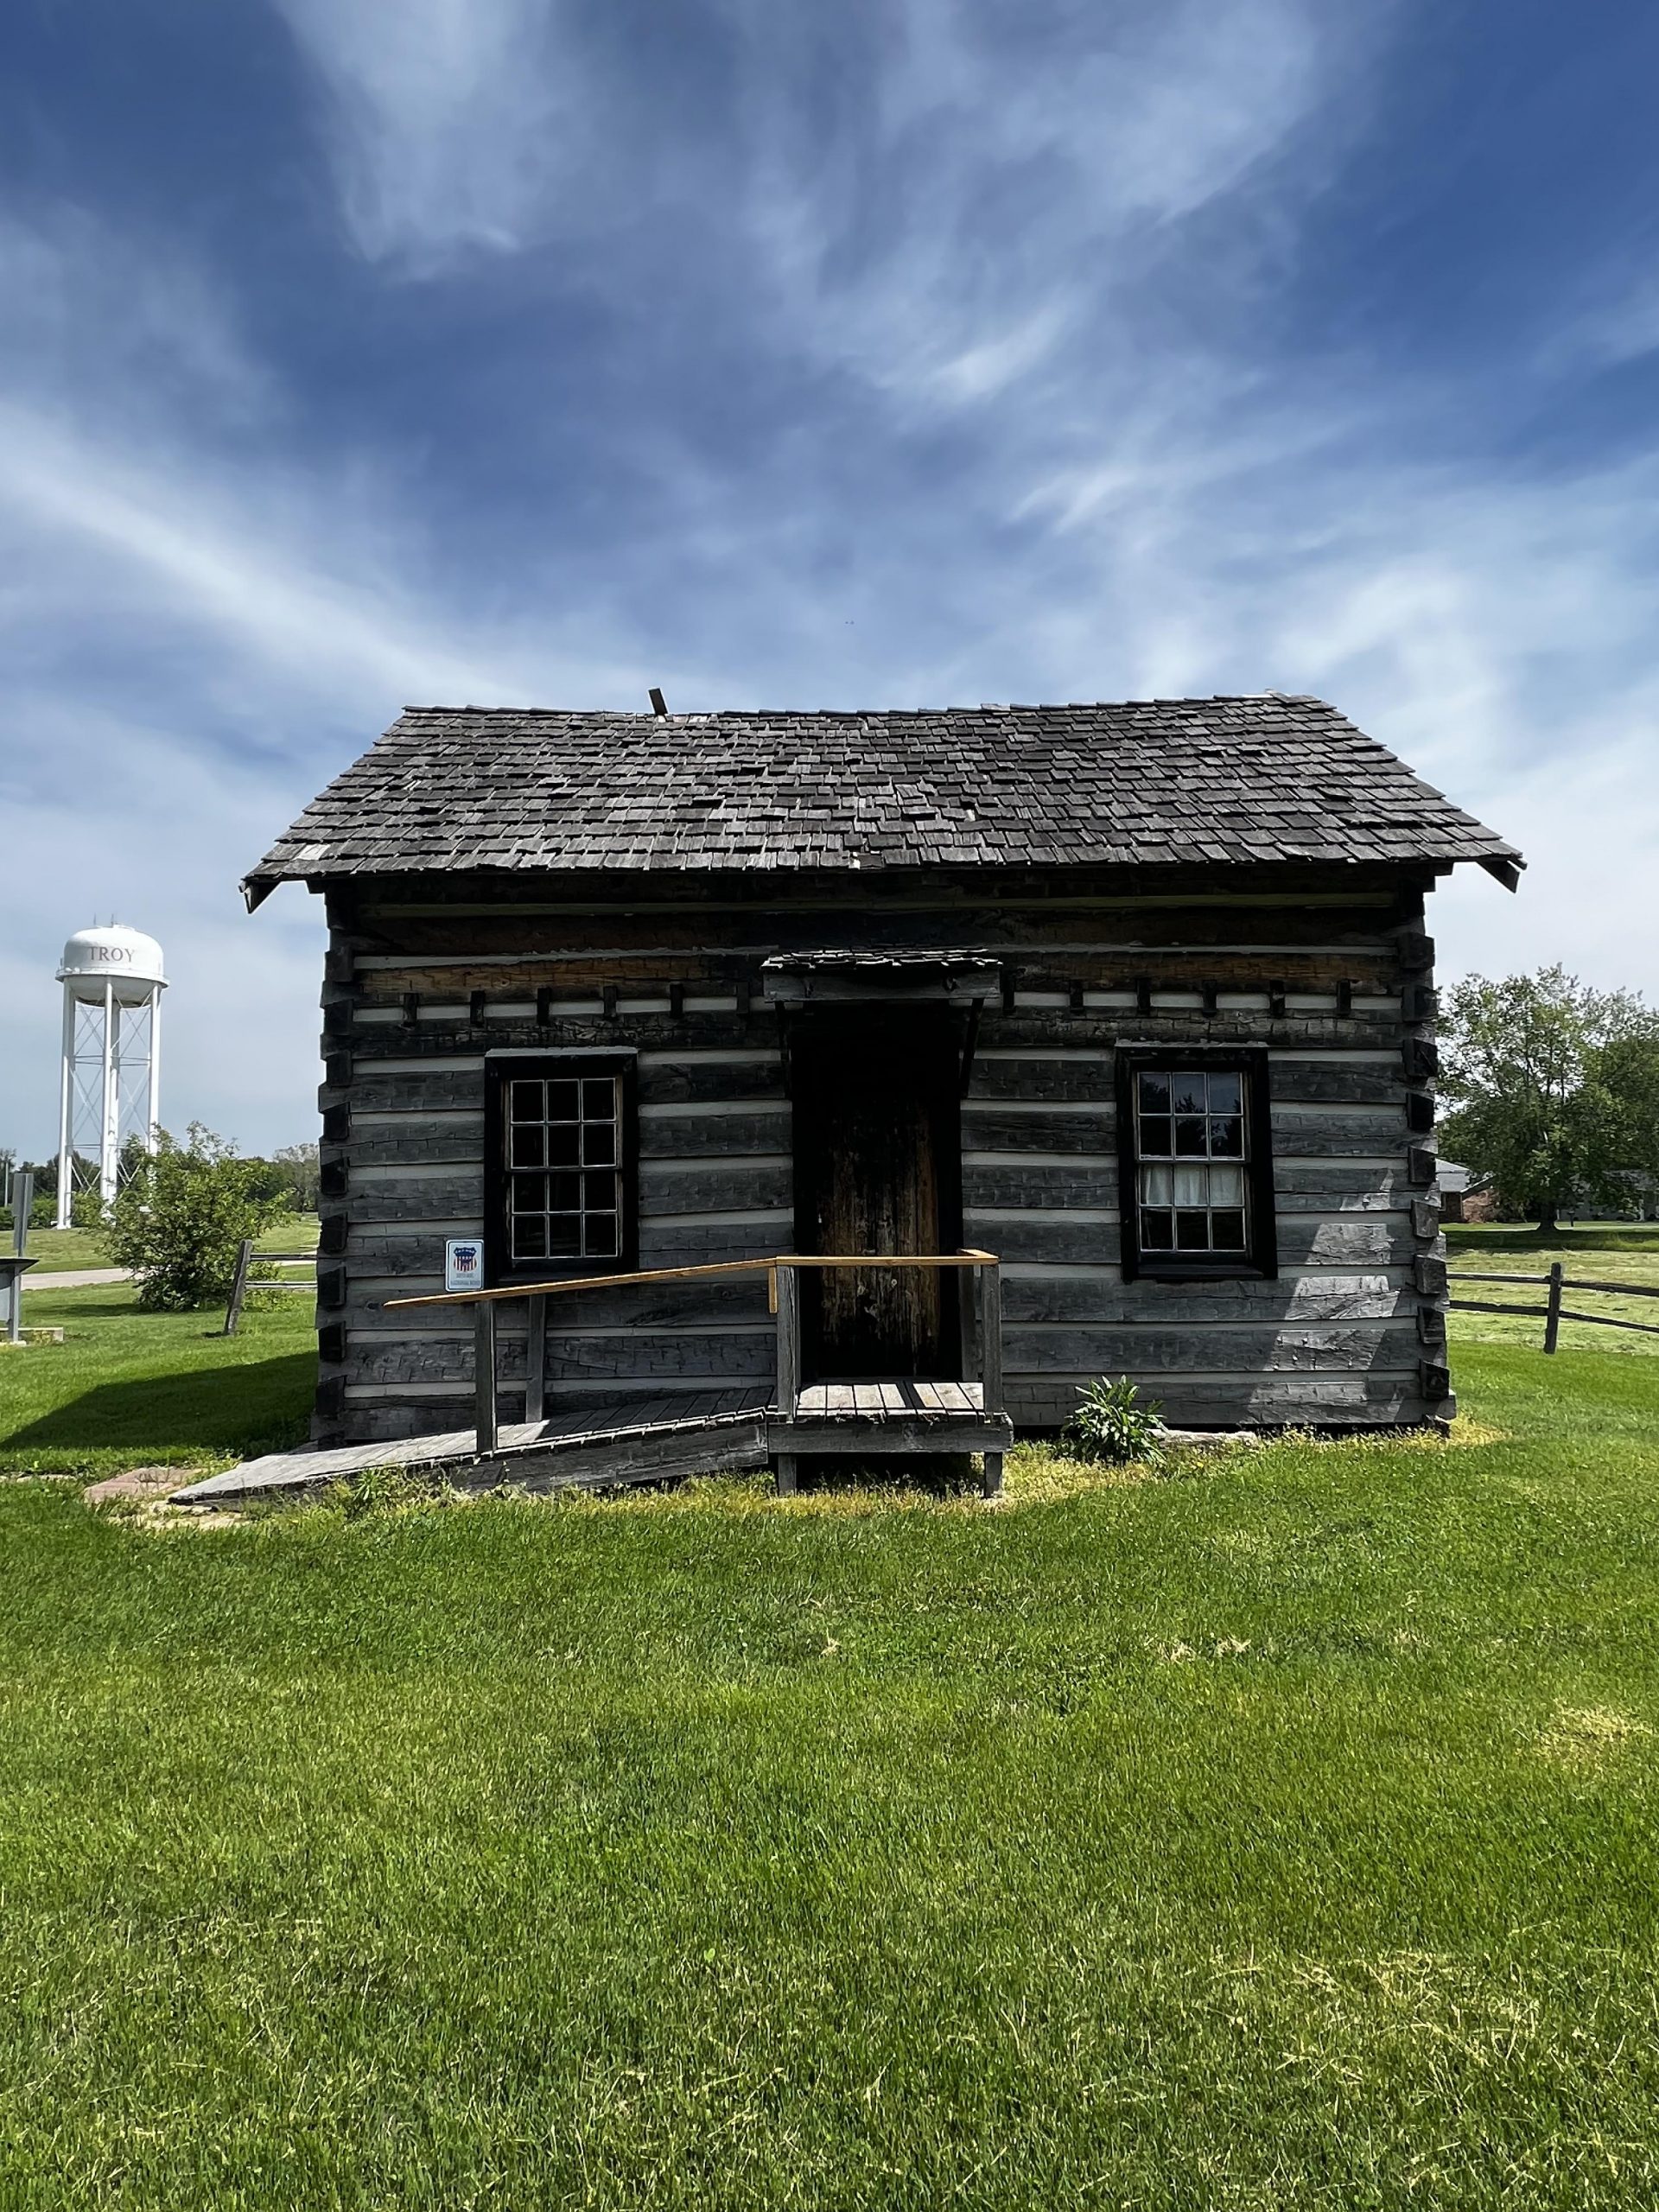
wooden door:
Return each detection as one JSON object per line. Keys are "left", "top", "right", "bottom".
{"left": 790, "top": 1008, "right": 962, "bottom": 1379}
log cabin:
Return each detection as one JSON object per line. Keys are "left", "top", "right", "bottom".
{"left": 241, "top": 695, "right": 1521, "bottom": 1486}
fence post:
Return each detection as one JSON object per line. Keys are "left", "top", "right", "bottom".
{"left": 1543, "top": 1262, "right": 1563, "bottom": 1354}
{"left": 223, "top": 1238, "right": 253, "bottom": 1337}
{"left": 524, "top": 1293, "right": 546, "bottom": 1427}
{"left": 474, "top": 1300, "right": 499, "bottom": 1454}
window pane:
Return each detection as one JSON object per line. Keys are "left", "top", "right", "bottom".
{"left": 545, "top": 1123, "right": 579, "bottom": 1166}
{"left": 585, "top": 1213, "right": 618, "bottom": 1259}
{"left": 1174, "top": 1211, "right": 1210, "bottom": 1249}
{"left": 1137, "top": 1071, "right": 1171, "bottom": 1114}
{"left": 583, "top": 1170, "right": 618, "bottom": 1211}
{"left": 1139, "top": 1115, "right": 1173, "bottom": 1158}
{"left": 513, "top": 1215, "right": 546, "bottom": 1260}
{"left": 582, "top": 1077, "right": 616, "bottom": 1121}
{"left": 1210, "top": 1115, "right": 1243, "bottom": 1157}
{"left": 1172, "top": 1164, "right": 1208, "bottom": 1206}
{"left": 511, "top": 1172, "right": 546, "bottom": 1212}
{"left": 549, "top": 1171, "right": 582, "bottom": 1211}
{"left": 546, "top": 1216, "right": 581, "bottom": 1256}
{"left": 510, "top": 1080, "right": 543, "bottom": 1122}
{"left": 1207, "top": 1072, "right": 1241, "bottom": 1115}
{"left": 1211, "top": 1211, "right": 1246, "bottom": 1249}
{"left": 546, "top": 1079, "right": 580, "bottom": 1122}
{"left": 1171, "top": 1072, "right": 1207, "bottom": 1116}
{"left": 510, "top": 1125, "right": 545, "bottom": 1168}
{"left": 1208, "top": 1163, "right": 1245, "bottom": 1205}
{"left": 582, "top": 1121, "right": 616, "bottom": 1167}
{"left": 1140, "top": 1163, "right": 1173, "bottom": 1206}
{"left": 1140, "top": 1208, "right": 1174, "bottom": 1249}
{"left": 1174, "top": 1116, "right": 1207, "bottom": 1156}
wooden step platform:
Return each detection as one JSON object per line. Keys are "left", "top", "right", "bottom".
{"left": 168, "top": 1389, "right": 773, "bottom": 1508}
{"left": 772, "top": 1377, "right": 1013, "bottom": 1465}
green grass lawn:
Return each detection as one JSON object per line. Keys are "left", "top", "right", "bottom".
{"left": 2, "top": 1324, "right": 1658, "bottom": 2206}
{"left": 0, "top": 1285, "right": 315, "bottom": 1475}
{"left": 1447, "top": 1224, "right": 1659, "bottom": 1357}
{"left": 16, "top": 1215, "right": 321, "bottom": 1275}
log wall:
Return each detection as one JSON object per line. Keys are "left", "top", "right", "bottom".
{"left": 310, "top": 865, "right": 1450, "bottom": 1443}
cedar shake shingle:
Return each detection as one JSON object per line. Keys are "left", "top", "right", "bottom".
{"left": 242, "top": 696, "right": 1521, "bottom": 899}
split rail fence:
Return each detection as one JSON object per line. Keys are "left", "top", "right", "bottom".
{"left": 1450, "top": 1262, "right": 1659, "bottom": 1353}
{"left": 223, "top": 1241, "right": 316, "bottom": 1337}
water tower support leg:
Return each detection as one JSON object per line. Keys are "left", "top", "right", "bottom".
{"left": 54, "top": 989, "right": 75, "bottom": 1230}
{"left": 146, "top": 995, "right": 162, "bottom": 1150}
{"left": 99, "top": 980, "right": 118, "bottom": 1212}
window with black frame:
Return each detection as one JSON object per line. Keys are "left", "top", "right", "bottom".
{"left": 485, "top": 1054, "right": 636, "bottom": 1282}
{"left": 1117, "top": 1052, "right": 1275, "bottom": 1279}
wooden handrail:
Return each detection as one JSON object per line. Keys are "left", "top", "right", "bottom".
{"left": 392, "top": 1248, "right": 1006, "bottom": 1472}
{"left": 385, "top": 1249, "right": 998, "bottom": 1310}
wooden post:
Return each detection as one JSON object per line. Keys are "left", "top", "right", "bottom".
{"left": 775, "top": 1262, "right": 800, "bottom": 1418}
{"left": 524, "top": 1293, "right": 546, "bottom": 1427}
{"left": 957, "top": 1257, "right": 977, "bottom": 1384}
{"left": 223, "top": 1238, "right": 253, "bottom": 1337}
{"left": 474, "top": 1300, "right": 499, "bottom": 1454}
{"left": 1543, "top": 1262, "right": 1563, "bottom": 1354}
{"left": 979, "top": 1261, "right": 1004, "bottom": 1500}
{"left": 774, "top": 1262, "right": 799, "bottom": 1497}
{"left": 979, "top": 1262, "right": 1003, "bottom": 1414}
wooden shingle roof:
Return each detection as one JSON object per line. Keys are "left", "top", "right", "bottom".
{"left": 243, "top": 696, "right": 1522, "bottom": 903}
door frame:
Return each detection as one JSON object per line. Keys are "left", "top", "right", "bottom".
{"left": 785, "top": 1003, "right": 965, "bottom": 1382}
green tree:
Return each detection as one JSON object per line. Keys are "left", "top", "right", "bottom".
{"left": 270, "top": 1141, "right": 321, "bottom": 1213}
{"left": 105, "top": 1123, "right": 283, "bottom": 1311}
{"left": 1439, "top": 966, "right": 1659, "bottom": 1230}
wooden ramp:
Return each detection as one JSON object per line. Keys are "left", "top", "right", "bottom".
{"left": 168, "top": 1389, "right": 774, "bottom": 1508}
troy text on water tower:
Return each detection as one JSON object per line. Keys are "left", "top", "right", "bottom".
{"left": 54, "top": 926, "right": 166, "bottom": 1226}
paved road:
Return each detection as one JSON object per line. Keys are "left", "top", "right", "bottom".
{"left": 26, "top": 1268, "right": 130, "bottom": 1289}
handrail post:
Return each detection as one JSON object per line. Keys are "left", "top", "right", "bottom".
{"left": 979, "top": 1261, "right": 1002, "bottom": 1414}
{"left": 223, "top": 1237, "right": 253, "bottom": 1337}
{"left": 957, "top": 1250, "right": 977, "bottom": 1383}
{"left": 775, "top": 1263, "right": 800, "bottom": 1418}
{"left": 978, "top": 1258, "right": 1004, "bottom": 1500}
{"left": 474, "top": 1300, "right": 499, "bottom": 1454}
{"left": 524, "top": 1293, "right": 546, "bottom": 1427}
{"left": 773, "top": 1262, "right": 800, "bottom": 1497}
{"left": 1543, "top": 1262, "right": 1563, "bottom": 1355}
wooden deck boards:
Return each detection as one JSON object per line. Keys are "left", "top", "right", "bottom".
{"left": 171, "top": 1387, "right": 773, "bottom": 1506}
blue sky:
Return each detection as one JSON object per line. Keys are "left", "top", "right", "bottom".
{"left": 3, "top": 0, "right": 1656, "bottom": 1158}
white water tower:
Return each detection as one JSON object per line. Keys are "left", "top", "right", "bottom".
{"left": 54, "top": 925, "right": 166, "bottom": 1226}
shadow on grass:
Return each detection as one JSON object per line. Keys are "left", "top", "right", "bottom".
{"left": 5, "top": 1351, "right": 315, "bottom": 1458}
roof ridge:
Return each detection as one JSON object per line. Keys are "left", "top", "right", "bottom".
{"left": 397, "top": 692, "right": 1327, "bottom": 720}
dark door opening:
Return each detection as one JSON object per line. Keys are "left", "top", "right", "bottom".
{"left": 790, "top": 1007, "right": 963, "bottom": 1380}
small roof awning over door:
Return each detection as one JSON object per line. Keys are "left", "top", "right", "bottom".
{"left": 760, "top": 950, "right": 1002, "bottom": 1004}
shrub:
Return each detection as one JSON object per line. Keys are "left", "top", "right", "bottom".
{"left": 1065, "top": 1376, "right": 1167, "bottom": 1467}
{"left": 105, "top": 1123, "right": 283, "bottom": 1312}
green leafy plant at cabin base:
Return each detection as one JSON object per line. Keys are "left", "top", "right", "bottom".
{"left": 103, "top": 1122, "right": 285, "bottom": 1313}
{"left": 1064, "top": 1374, "right": 1167, "bottom": 1465}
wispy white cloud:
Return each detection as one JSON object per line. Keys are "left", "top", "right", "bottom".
{"left": 270, "top": 0, "right": 575, "bottom": 266}
{"left": 732, "top": 0, "right": 1376, "bottom": 409}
